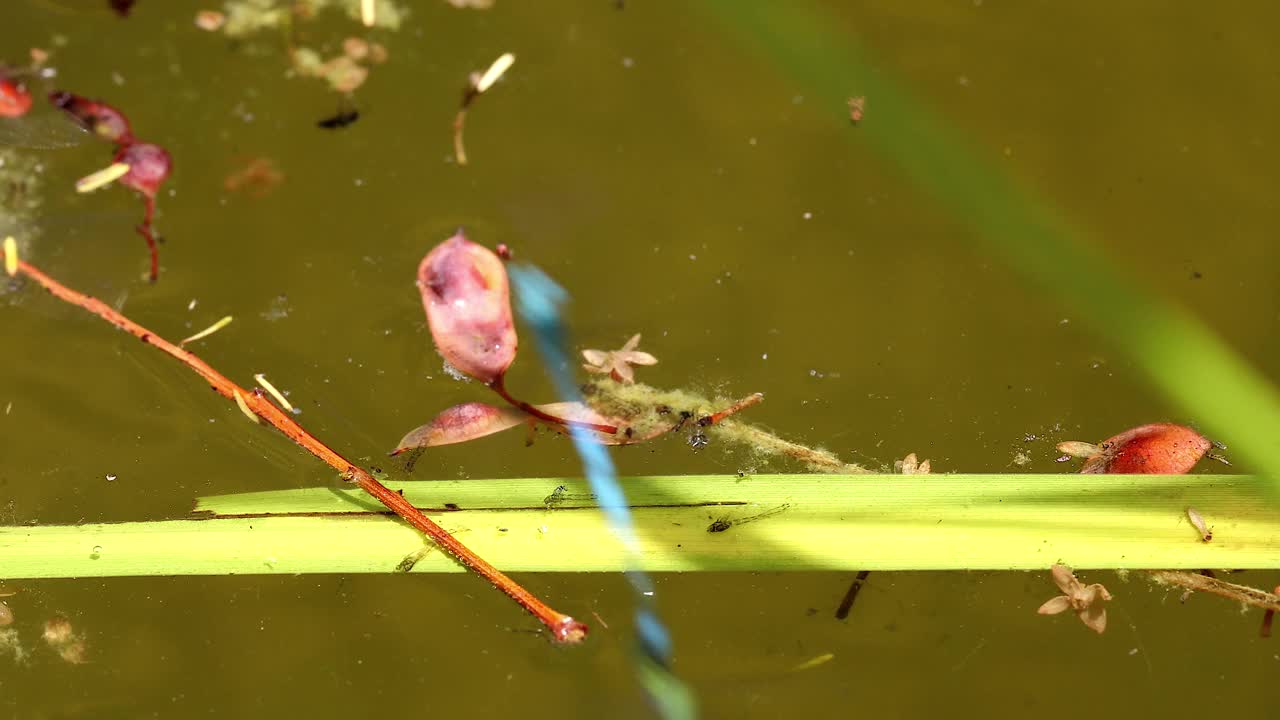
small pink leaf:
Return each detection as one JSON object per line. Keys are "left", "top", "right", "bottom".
{"left": 391, "top": 402, "right": 525, "bottom": 454}
{"left": 417, "top": 232, "right": 517, "bottom": 385}
{"left": 1037, "top": 596, "right": 1071, "bottom": 615}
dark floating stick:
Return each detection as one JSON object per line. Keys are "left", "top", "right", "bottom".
{"left": 834, "top": 570, "right": 871, "bottom": 620}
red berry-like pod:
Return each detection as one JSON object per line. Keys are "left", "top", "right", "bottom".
{"left": 115, "top": 141, "right": 171, "bottom": 198}
{"left": 1080, "top": 423, "right": 1211, "bottom": 474}
{"left": 0, "top": 75, "right": 33, "bottom": 118}
{"left": 49, "top": 91, "right": 133, "bottom": 145}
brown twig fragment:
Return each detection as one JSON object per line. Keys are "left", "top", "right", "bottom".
{"left": 0, "top": 249, "right": 586, "bottom": 644}
{"left": 1147, "top": 570, "right": 1280, "bottom": 613}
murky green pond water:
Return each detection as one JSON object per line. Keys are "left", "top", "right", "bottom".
{"left": 3, "top": 2, "right": 1278, "bottom": 717}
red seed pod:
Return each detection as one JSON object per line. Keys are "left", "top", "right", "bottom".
{"left": 49, "top": 90, "right": 134, "bottom": 145}
{"left": 417, "top": 232, "right": 517, "bottom": 385}
{"left": 115, "top": 141, "right": 171, "bottom": 198}
{"left": 1081, "top": 423, "right": 1211, "bottom": 474}
{"left": 0, "top": 75, "right": 33, "bottom": 118}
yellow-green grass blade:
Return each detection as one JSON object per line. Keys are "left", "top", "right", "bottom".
{"left": 1, "top": 475, "right": 1277, "bottom": 578}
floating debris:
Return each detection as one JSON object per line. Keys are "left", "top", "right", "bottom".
{"left": 317, "top": 107, "right": 360, "bottom": 129}
{"left": 232, "top": 389, "right": 260, "bottom": 424}
{"left": 42, "top": 615, "right": 87, "bottom": 664}
{"left": 74, "top": 161, "right": 131, "bottom": 193}
{"left": 180, "top": 315, "right": 233, "bottom": 346}
{"left": 453, "top": 53, "right": 515, "bottom": 165}
{"left": 790, "top": 652, "right": 835, "bottom": 672}
{"left": 582, "top": 333, "right": 657, "bottom": 384}
{"left": 253, "top": 373, "right": 296, "bottom": 413}
{"left": 1037, "top": 564, "right": 1111, "bottom": 634}
{"left": 847, "top": 96, "right": 865, "bottom": 125}
{"left": 895, "top": 452, "right": 931, "bottom": 475}
{"left": 224, "top": 156, "right": 284, "bottom": 197}
{"left": 3, "top": 236, "right": 17, "bottom": 276}
{"left": 194, "top": 9, "right": 226, "bottom": 31}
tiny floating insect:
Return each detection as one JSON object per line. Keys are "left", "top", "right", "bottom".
{"left": 317, "top": 107, "right": 360, "bottom": 130}
{"left": 1186, "top": 507, "right": 1212, "bottom": 542}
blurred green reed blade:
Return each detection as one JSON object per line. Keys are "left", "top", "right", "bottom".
{"left": 2, "top": 475, "right": 1278, "bottom": 578}
{"left": 700, "top": 3, "right": 1280, "bottom": 483}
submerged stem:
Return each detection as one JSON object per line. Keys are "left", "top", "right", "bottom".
{"left": 2, "top": 249, "right": 587, "bottom": 644}
{"left": 490, "top": 376, "right": 619, "bottom": 435}
{"left": 137, "top": 194, "right": 158, "bottom": 283}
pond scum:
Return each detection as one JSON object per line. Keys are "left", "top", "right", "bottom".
{"left": 2, "top": 2, "right": 1280, "bottom": 715}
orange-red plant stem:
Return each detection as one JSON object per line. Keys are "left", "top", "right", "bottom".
{"left": 702, "top": 392, "right": 765, "bottom": 426}
{"left": 3, "top": 252, "right": 587, "bottom": 644}
{"left": 490, "top": 376, "right": 619, "bottom": 435}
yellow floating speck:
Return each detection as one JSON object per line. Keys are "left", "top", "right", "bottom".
{"left": 180, "top": 316, "right": 233, "bottom": 346}
{"left": 475, "top": 53, "right": 515, "bottom": 94}
{"left": 253, "top": 373, "right": 296, "bottom": 413}
{"left": 74, "top": 162, "right": 131, "bottom": 194}
{"left": 3, "top": 236, "right": 17, "bottom": 277}
{"left": 790, "top": 652, "right": 834, "bottom": 673}
{"left": 360, "top": 0, "right": 376, "bottom": 26}
{"left": 232, "top": 389, "right": 260, "bottom": 424}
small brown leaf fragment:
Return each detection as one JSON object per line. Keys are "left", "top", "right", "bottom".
{"left": 895, "top": 453, "right": 931, "bottom": 474}
{"left": 1037, "top": 563, "right": 1112, "bottom": 634}
{"left": 391, "top": 402, "right": 526, "bottom": 454}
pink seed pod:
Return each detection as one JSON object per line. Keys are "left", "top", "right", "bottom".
{"left": 417, "top": 231, "right": 517, "bottom": 385}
